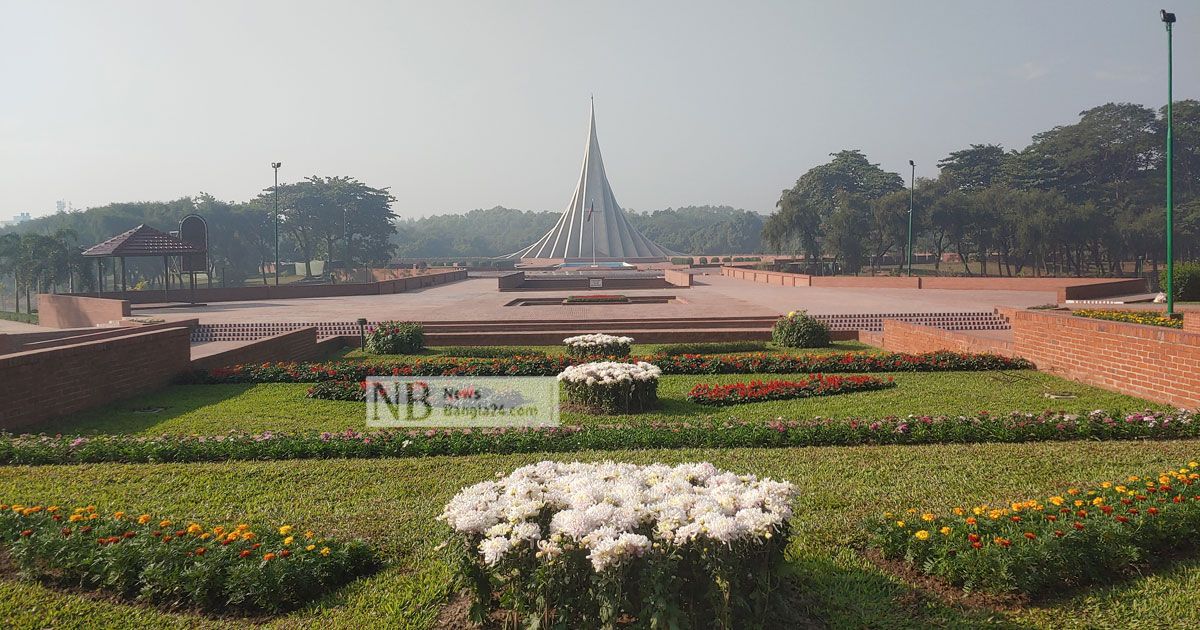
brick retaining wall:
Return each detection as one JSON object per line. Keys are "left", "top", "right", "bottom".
{"left": 878, "top": 319, "right": 1016, "bottom": 356}
{"left": 721, "top": 266, "right": 1148, "bottom": 299}
{"left": 0, "top": 327, "right": 192, "bottom": 430}
{"left": 190, "top": 327, "right": 344, "bottom": 371}
{"left": 36, "top": 294, "right": 131, "bottom": 328}
{"left": 1185, "top": 312, "right": 1200, "bottom": 333}
{"left": 1011, "top": 310, "right": 1200, "bottom": 408}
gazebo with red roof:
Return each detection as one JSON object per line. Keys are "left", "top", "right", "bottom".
{"left": 82, "top": 224, "right": 205, "bottom": 292}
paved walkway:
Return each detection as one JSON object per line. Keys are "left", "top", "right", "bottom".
{"left": 0, "top": 318, "right": 51, "bottom": 333}
{"left": 137, "top": 274, "right": 1057, "bottom": 325}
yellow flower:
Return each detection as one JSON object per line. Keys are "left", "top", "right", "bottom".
{"left": 1128, "top": 476, "right": 1140, "bottom": 482}
{"left": 883, "top": 511, "right": 894, "bottom": 519}
{"left": 283, "top": 536, "right": 294, "bottom": 546}
{"left": 304, "top": 530, "right": 315, "bottom": 540}
{"left": 914, "top": 530, "right": 930, "bottom": 540}
{"left": 159, "top": 520, "right": 172, "bottom": 528}
{"left": 1067, "top": 488, "right": 1079, "bottom": 495}
{"left": 896, "top": 520, "right": 906, "bottom": 528}
{"left": 787, "top": 311, "right": 796, "bottom": 318}
{"left": 921, "top": 513, "right": 935, "bottom": 522}
{"left": 1073, "top": 500, "right": 1084, "bottom": 507}
{"left": 213, "top": 526, "right": 225, "bottom": 536}
{"left": 952, "top": 507, "right": 965, "bottom": 516}
{"left": 47, "top": 506, "right": 59, "bottom": 513}
{"left": 88, "top": 513, "right": 99, "bottom": 520}
{"left": 939, "top": 526, "right": 952, "bottom": 536}
{"left": 85, "top": 505, "right": 96, "bottom": 513}
{"left": 1100, "top": 482, "right": 1112, "bottom": 489}
{"left": 972, "top": 507, "right": 984, "bottom": 516}
{"left": 113, "top": 511, "right": 125, "bottom": 520}
{"left": 187, "top": 523, "right": 203, "bottom": 535}
{"left": 1092, "top": 497, "right": 1105, "bottom": 506}
{"left": 137, "top": 514, "right": 151, "bottom": 525}
{"left": 306, "top": 544, "right": 316, "bottom": 551}
{"left": 1049, "top": 496, "right": 1064, "bottom": 506}
{"left": 241, "top": 531, "right": 256, "bottom": 541}
{"left": 69, "top": 514, "right": 84, "bottom": 522}
{"left": 1188, "top": 461, "right": 1197, "bottom": 468}
{"left": 320, "top": 547, "right": 331, "bottom": 556}
{"left": 278, "top": 525, "right": 294, "bottom": 536}
{"left": 1116, "top": 486, "right": 1127, "bottom": 493}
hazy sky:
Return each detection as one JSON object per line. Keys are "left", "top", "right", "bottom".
{"left": 2, "top": 1, "right": 1194, "bottom": 220}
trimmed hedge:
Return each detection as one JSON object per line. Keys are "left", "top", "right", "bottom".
{"left": 686, "top": 375, "right": 895, "bottom": 406}
{"left": 1, "top": 410, "right": 1192, "bottom": 466}
{"left": 365, "top": 321, "right": 424, "bottom": 355}
{"left": 1160, "top": 261, "right": 1200, "bottom": 301}
{"left": 189, "top": 351, "right": 1034, "bottom": 384}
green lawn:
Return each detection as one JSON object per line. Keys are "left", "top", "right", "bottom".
{"left": 50, "top": 370, "right": 1161, "bottom": 436}
{"left": 1, "top": 441, "right": 1198, "bottom": 628}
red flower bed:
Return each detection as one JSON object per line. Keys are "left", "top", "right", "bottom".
{"left": 686, "top": 374, "right": 895, "bottom": 406}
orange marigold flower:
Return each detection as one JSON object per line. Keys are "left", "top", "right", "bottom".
{"left": 263, "top": 552, "right": 277, "bottom": 561}
{"left": 137, "top": 514, "right": 152, "bottom": 525}
{"left": 195, "top": 547, "right": 206, "bottom": 555}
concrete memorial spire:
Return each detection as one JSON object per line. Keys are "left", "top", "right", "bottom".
{"left": 510, "top": 100, "right": 675, "bottom": 260}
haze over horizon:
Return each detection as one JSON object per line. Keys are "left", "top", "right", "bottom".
{"left": 2, "top": 0, "right": 1195, "bottom": 221}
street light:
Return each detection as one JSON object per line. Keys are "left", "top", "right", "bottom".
{"left": 1161, "top": 9, "right": 1176, "bottom": 316}
{"left": 271, "top": 162, "right": 282, "bottom": 286}
{"left": 907, "top": 160, "right": 915, "bottom": 276}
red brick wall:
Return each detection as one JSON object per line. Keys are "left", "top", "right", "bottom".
{"left": 665, "top": 269, "right": 693, "bottom": 287}
{"left": 1057, "top": 278, "right": 1149, "bottom": 302}
{"left": 497, "top": 272, "right": 525, "bottom": 290}
{"left": 811, "top": 276, "right": 921, "bottom": 289}
{"left": 1011, "top": 309, "right": 1200, "bottom": 408}
{"left": 0, "top": 327, "right": 192, "bottom": 430}
{"left": 190, "top": 327, "right": 344, "bottom": 371}
{"left": 74, "top": 268, "right": 467, "bottom": 304}
{"left": 16, "top": 319, "right": 198, "bottom": 352}
{"left": 1185, "top": 312, "right": 1200, "bottom": 333}
{"left": 37, "top": 294, "right": 131, "bottom": 328}
{"left": 879, "top": 319, "right": 1016, "bottom": 357}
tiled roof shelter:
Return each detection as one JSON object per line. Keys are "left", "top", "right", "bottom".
{"left": 82, "top": 224, "right": 203, "bottom": 257}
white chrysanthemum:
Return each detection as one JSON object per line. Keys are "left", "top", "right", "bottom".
{"left": 442, "top": 460, "right": 797, "bottom": 574}
{"left": 557, "top": 361, "right": 662, "bottom": 385}
{"left": 563, "top": 333, "right": 635, "bottom": 350}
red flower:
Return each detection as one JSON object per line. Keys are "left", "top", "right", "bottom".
{"left": 19, "top": 530, "right": 32, "bottom": 537}
{"left": 1024, "top": 532, "right": 1037, "bottom": 540}
{"left": 239, "top": 550, "right": 252, "bottom": 558}
{"left": 1148, "top": 507, "right": 1159, "bottom": 515}
{"left": 1054, "top": 530, "right": 1065, "bottom": 537}
{"left": 967, "top": 533, "right": 980, "bottom": 543}
{"left": 1073, "top": 522, "right": 1085, "bottom": 530}
{"left": 971, "top": 542, "right": 982, "bottom": 549}
{"left": 1116, "top": 515, "right": 1130, "bottom": 523}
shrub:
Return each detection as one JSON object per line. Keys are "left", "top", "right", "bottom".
{"left": 0, "top": 311, "right": 37, "bottom": 324}
{"left": 656, "top": 341, "right": 769, "bottom": 355}
{"left": 687, "top": 374, "right": 895, "bottom": 406}
{"left": 440, "top": 461, "right": 796, "bottom": 628}
{"left": 1160, "top": 261, "right": 1200, "bottom": 301}
{"left": 364, "top": 321, "right": 424, "bottom": 354}
{"left": 669, "top": 257, "right": 694, "bottom": 265}
{"left": 869, "top": 460, "right": 1200, "bottom": 595}
{"left": 698, "top": 256, "right": 708, "bottom": 264}
{"left": 563, "top": 333, "right": 633, "bottom": 358}
{"left": 434, "top": 346, "right": 547, "bottom": 358}
{"left": 771, "top": 310, "right": 831, "bottom": 348}
{"left": 562, "top": 294, "right": 630, "bottom": 304}
{"left": 0, "top": 504, "right": 378, "bottom": 613}
{"left": 192, "top": 351, "right": 1034, "bottom": 385}
{"left": 1072, "top": 309, "right": 1183, "bottom": 329}
{"left": 558, "top": 361, "right": 660, "bottom": 413}
{"left": 3, "top": 410, "right": 1196, "bottom": 466}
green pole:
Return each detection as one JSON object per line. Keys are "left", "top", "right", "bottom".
{"left": 907, "top": 160, "right": 915, "bottom": 276}
{"left": 1164, "top": 13, "right": 1175, "bottom": 315}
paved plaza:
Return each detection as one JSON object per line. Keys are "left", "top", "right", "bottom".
{"left": 138, "top": 273, "right": 1058, "bottom": 325}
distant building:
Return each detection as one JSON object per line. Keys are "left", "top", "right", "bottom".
{"left": 1, "top": 212, "right": 31, "bottom": 227}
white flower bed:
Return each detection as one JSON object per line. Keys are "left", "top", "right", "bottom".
{"left": 557, "top": 361, "right": 660, "bottom": 413}
{"left": 563, "top": 333, "right": 633, "bottom": 357}
{"left": 440, "top": 460, "right": 797, "bottom": 626}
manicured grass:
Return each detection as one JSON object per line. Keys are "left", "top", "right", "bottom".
{"left": 336, "top": 340, "right": 879, "bottom": 361}
{"left": 0, "top": 441, "right": 1198, "bottom": 628}
{"left": 51, "top": 371, "right": 1161, "bottom": 436}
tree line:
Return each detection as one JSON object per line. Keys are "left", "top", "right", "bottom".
{"left": 763, "top": 101, "right": 1200, "bottom": 276}
{"left": 0, "top": 177, "right": 397, "bottom": 311}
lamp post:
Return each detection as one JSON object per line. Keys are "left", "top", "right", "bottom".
{"left": 357, "top": 317, "right": 368, "bottom": 351}
{"left": 1161, "top": 9, "right": 1176, "bottom": 316}
{"left": 907, "top": 160, "right": 915, "bottom": 276}
{"left": 271, "top": 162, "right": 282, "bottom": 286}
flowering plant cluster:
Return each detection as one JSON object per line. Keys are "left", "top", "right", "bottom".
{"left": 191, "top": 350, "right": 1033, "bottom": 384}
{"left": 772, "top": 310, "right": 831, "bottom": 348}
{"left": 5, "top": 411, "right": 1193, "bottom": 466}
{"left": 558, "top": 361, "right": 661, "bottom": 413}
{"left": 562, "top": 333, "right": 634, "bottom": 358}
{"left": 686, "top": 374, "right": 895, "bottom": 406}
{"left": 0, "top": 503, "right": 378, "bottom": 613}
{"left": 364, "top": 320, "right": 424, "bottom": 354}
{"left": 440, "top": 460, "right": 797, "bottom": 627}
{"left": 1072, "top": 309, "right": 1183, "bottom": 329}
{"left": 869, "top": 460, "right": 1200, "bottom": 595}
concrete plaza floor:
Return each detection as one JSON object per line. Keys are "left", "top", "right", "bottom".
{"left": 138, "top": 273, "right": 1058, "bottom": 325}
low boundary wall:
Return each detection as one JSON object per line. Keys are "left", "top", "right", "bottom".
{"left": 62, "top": 268, "right": 466, "bottom": 307}
{"left": 190, "top": 327, "right": 344, "bottom": 371}
{"left": 877, "top": 319, "right": 1016, "bottom": 357}
{"left": 720, "top": 267, "right": 1148, "bottom": 300}
{"left": 1011, "top": 310, "right": 1200, "bottom": 409}
{"left": 15, "top": 319, "right": 198, "bottom": 353}
{"left": 1184, "top": 312, "right": 1199, "bottom": 333}
{"left": 0, "top": 327, "right": 192, "bottom": 430}
{"left": 36, "top": 294, "right": 131, "bottom": 328}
